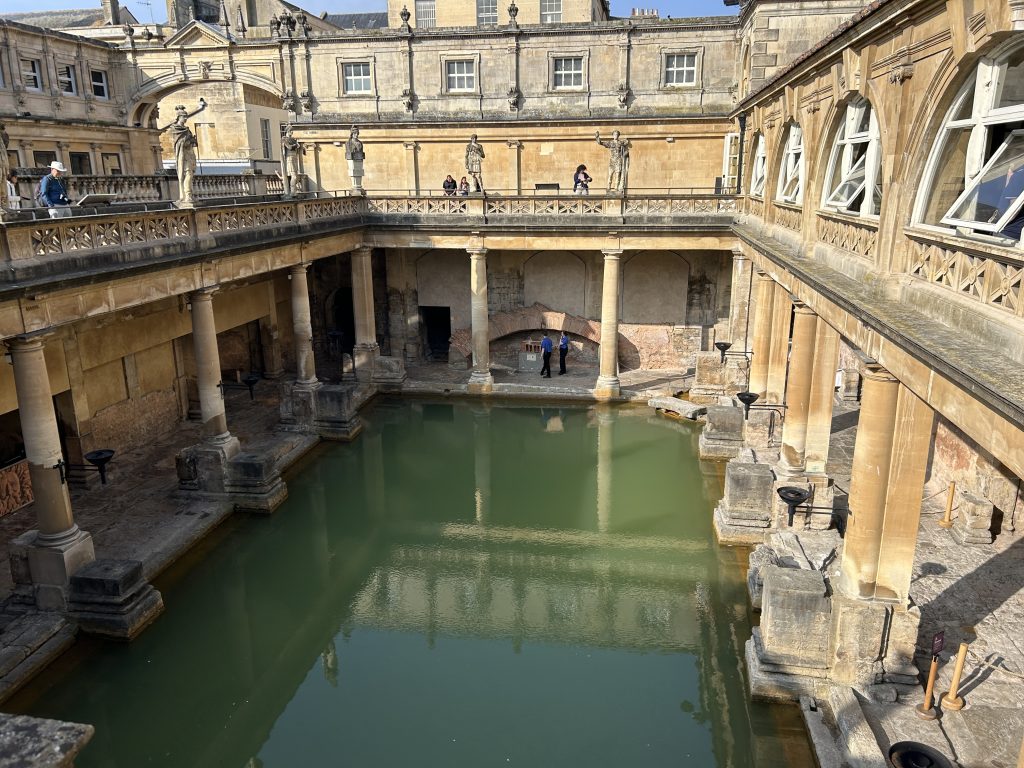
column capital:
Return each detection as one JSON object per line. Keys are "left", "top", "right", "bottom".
{"left": 57, "top": 142, "right": 70, "bottom": 150}
{"left": 5, "top": 333, "right": 55, "bottom": 354}
{"left": 731, "top": 246, "right": 747, "bottom": 260}
{"left": 189, "top": 286, "right": 218, "bottom": 303}
{"left": 351, "top": 245, "right": 373, "bottom": 258}
{"left": 792, "top": 301, "right": 816, "bottom": 315}
{"left": 289, "top": 263, "right": 310, "bottom": 275}
{"left": 601, "top": 248, "right": 623, "bottom": 260}
{"left": 862, "top": 363, "right": 897, "bottom": 383}
{"left": 755, "top": 270, "right": 774, "bottom": 281}
{"left": 467, "top": 247, "right": 487, "bottom": 258}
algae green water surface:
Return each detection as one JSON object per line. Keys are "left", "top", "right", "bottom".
{"left": 12, "top": 399, "right": 813, "bottom": 767}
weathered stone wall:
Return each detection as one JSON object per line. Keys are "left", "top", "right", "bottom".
{"left": 930, "top": 418, "right": 1023, "bottom": 533}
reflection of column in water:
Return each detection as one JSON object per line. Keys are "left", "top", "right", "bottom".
{"left": 321, "top": 639, "right": 339, "bottom": 687}
{"left": 596, "top": 406, "right": 614, "bottom": 533}
{"left": 363, "top": 430, "right": 387, "bottom": 518}
{"left": 472, "top": 406, "right": 491, "bottom": 524}
{"left": 310, "top": 464, "right": 330, "bottom": 581}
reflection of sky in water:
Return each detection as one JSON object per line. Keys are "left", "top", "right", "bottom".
{"left": 12, "top": 400, "right": 813, "bottom": 768}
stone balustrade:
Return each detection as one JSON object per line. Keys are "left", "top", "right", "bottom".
{"left": 0, "top": 192, "right": 736, "bottom": 280}
{"left": 816, "top": 210, "right": 878, "bottom": 259}
{"left": 10, "top": 174, "right": 285, "bottom": 206}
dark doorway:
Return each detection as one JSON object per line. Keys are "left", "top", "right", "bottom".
{"left": 420, "top": 306, "right": 451, "bottom": 361}
{"left": 333, "top": 288, "right": 356, "bottom": 356}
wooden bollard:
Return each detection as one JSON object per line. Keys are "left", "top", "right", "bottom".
{"left": 916, "top": 655, "right": 940, "bottom": 720}
{"left": 939, "top": 481, "right": 956, "bottom": 528}
{"left": 941, "top": 643, "right": 969, "bottom": 710}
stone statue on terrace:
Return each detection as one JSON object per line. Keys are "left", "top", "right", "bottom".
{"left": 161, "top": 99, "right": 207, "bottom": 208}
{"left": 595, "top": 130, "right": 630, "bottom": 194}
{"left": 345, "top": 126, "right": 365, "bottom": 194}
{"left": 281, "top": 126, "right": 305, "bottom": 197}
{"left": 465, "top": 134, "right": 485, "bottom": 193}
{"left": 0, "top": 124, "right": 10, "bottom": 213}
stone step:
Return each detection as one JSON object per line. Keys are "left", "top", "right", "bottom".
{"left": 0, "top": 620, "right": 77, "bottom": 703}
{"left": 647, "top": 396, "right": 707, "bottom": 419}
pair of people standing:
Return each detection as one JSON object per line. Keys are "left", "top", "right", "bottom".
{"left": 442, "top": 175, "right": 471, "bottom": 196}
{"left": 540, "top": 331, "right": 570, "bottom": 378}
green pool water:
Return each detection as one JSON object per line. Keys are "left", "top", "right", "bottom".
{"left": 10, "top": 399, "right": 813, "bottom": 767}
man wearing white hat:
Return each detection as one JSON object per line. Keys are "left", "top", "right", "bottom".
{"left": 40, "top": 160, "right": 72, "bottom": 218}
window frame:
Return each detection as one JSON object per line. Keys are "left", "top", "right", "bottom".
{"left": 940, "top": 129, "right": 1024, "bottom": 233}
{"left": 664, "top": 53, "right": 697, "bottom": 87}
{"left": 775, "top": 123, "right": 804, "bottom": 205}
{"left": 260, "top": 118, "right": 273, "bottom": 160}
{"left": 540, "top": 0, "right": 562, "bottom": 23}
{"left": 552, "top": 56, "right": 585, "bottom": 91}
{"left": 441, "top": 55, "right": 479, "bottom": 95}
{"left": 90, "top": 69, "right": 109, "bottom": 99}
{"left": 21, "top": 59, "right": 43, "bottom": 92}
{"left": 476, "top": 0, "right": 498, "bottom": 25}
{"left": 56, "top": 62, "right": 78, "bottom": 96}
{"left": 546, "top": 50, "right": 588, "bottom": 93}
{"left": 821, "top": 99, "right": 882, "bottom": 217}
{"left": 341, "top": 61, "right": 373, "bottom": 96}
{"left": 913, "top": 41, "right": 1024, "bottom": 247}
{"left": 749, "top": 134, "right": 767, "bottom": 198}
{"left": 414, "top": 0, "right": 436, "bottom": 28}
{"left": 660, "top": 48, "right": 703, "bottom": 90}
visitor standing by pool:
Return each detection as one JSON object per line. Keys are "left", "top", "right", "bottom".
{"left": 540, "top": 332, "right": 553, "bottom": 378}
{"left": 558, "top": 331, "right": 569, "bottom": 375}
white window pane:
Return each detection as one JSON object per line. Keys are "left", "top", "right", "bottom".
{"left": 415, "top": 0, "right": 436, "bottom": 27}
{"left": 826, "top": 154, "right": 867, "bottom": 207}
{"left": 477, "top": 0, "right": 498, "bottom": 24}
{"left": 541, "top": 0, "right": 561, "bottom": 23}
{"left": 995, "top": 49, "right": 1024, "bottom": 110}
{"left": 665, "top": 54, "right": 696, "bottom": 86}
{"left": 943, "top": 130, "right": 1024, "bottom": 230}
{"left": 344, "top": 62, "right": 371, "bottom": 93}
{"left": 447, "top": 60, "right": 475, "bottom": 91}
{"left": 91, "top": 70, "right": 108, "bottom": 98}
{"left": 21, "top": 59, "right": 41, "bottom": 90}
{"left": 553, "top": 58, "right": 583, "bottom": 88}
{"left": 57, "top": 65, "right": 77, "bottom": 95}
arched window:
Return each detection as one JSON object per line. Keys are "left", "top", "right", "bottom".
{"left": 749, "top": 134, "right": 767, "bottom": 198}
{"left": 822, "top": 98, "right": 882, "bottom": 216}
{"left": 916, "top": 43, "right": 1024, "bottom": 245}
{"left": 775, "top": 124, "right": 804, "bottom": 205}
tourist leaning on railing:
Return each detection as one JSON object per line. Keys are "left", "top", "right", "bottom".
{"left": 39, "top": 162, "right": 73, "bottom": 218}
{"left": 5, "top": 172, "right": 19, "bottom": 210}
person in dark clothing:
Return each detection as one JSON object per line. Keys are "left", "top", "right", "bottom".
{"left": 442, "top": 175, "right": 457, "bottom": 195}
{"left": 558, "top": 330, "right": 569, "bottom": 374}
{"left": 573, "top": 164, "right": 592, "bottom": 195}
{"left": 540, "top": 332, "right": 553, "bottom": 378}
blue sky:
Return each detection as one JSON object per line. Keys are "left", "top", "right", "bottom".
{"left": 3, "top": 0, "right": 736, "bottom": 26}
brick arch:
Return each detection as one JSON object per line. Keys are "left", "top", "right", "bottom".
{"left": 449, "top": 303, "right": 602, "bottom": 357}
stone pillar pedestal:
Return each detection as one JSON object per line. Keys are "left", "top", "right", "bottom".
{"left": 748, "top": 272, "right": 775, "bottom": 398}
{"left": 467, "top": 247, "right": 493, "bottom": 394}
{"left": 690, "top": 351, "right": 748, "bottom": 404}
{"left": 840, "top": 368, "right": 861, "bottom": 402}
{"left": 280, "top": 381, "right": 364, "bottom": 441}
{"left": 713, "top": 450, "right": 775, "bottom": 544}
{"left": 595, "top": 249, "right": 622, "bottom": 400}
{"left": 777, "top": 303, "right": 817, "bottom": 478}
{"left": 698, "top": 405, "right": 746, "bottom": 460}
{"left": 6, "top": 336, "right": 95, "bottom": 611}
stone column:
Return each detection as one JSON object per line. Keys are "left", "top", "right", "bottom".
{"left": 728, "top": 248, "right": 753, "bottom": 352}
{"left": 351, "top": 246, "right": 378, "bottom": 378}
{"left": 56, "top": 142, "right": 70, "bottom": 170}
{"left": 468, "top": 247, "right": 493, "bottom": 393}
{"left": 595, "top": 249, "right": 623, "bottom": 400}
{"left": 290, "top": 264, "right": 317, "bottom": 387}
{"left": 837, "top": 364, "right": 899, "bottom": 599}
{"left": 7, "top": 336, "right": 95, "bottom": 609}
{"left": 874, "top": 384, "right": 934, "bottom": 602}
{"left": 189, "top": 288, "right": 231, "bottom": 443}
{"left": 748, "top": 272, "right": 775, "bottom": 397}
{"left": 804, "top": 319, "right": 841, "bottom": 475}
{"left": 777, "top": 303, "right": 817, "bottom": 477}
{"left": 765, "top": 284, "right": 792, "bottom": 405}
{"left": 89, "top": 143, "right": 102, "bottom": 176}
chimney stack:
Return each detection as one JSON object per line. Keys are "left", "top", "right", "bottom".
{"left": 102, "top": 0, "right": 121, "bottom": 24}
{"left": 630, "top": 7, "right": 659, "bottom": 17}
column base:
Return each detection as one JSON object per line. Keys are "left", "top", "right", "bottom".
{"left": 593, "top": 375, "right": 620, "bottom": 400}
{"left": 67, "top": 559, "right": 164, "bottom": 641}
{"left": 468, "top": 370, "right": 494, "bottom": 394}
{"left": 9, "top": 528, "right": 96, "bottom": 612}
{"left": 698, "top": 405, "right": 746, "bottom": 460}
{"left": 774, "top": 456, "right": 807, "bottom": 480}
{"left": 354, "top": 343, "right": 379, "bottom": 382}
{"left": 176, "top": 436, "right": 288, "bottom": 514}
{"left": 712, "top": 453, "right": 775, "bottom": 545}
{"left": 370, "top": 355, "right": 407, "bottom": 393}
{"left": 279, "top": 380, "right": 365, "bottom": 441}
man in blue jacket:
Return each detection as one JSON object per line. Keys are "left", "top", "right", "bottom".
{"left": 40, "top": 161, "right": 72, "bottom": 218}
{"left": 539, "top": 332, "right": 553, "bottom": 378}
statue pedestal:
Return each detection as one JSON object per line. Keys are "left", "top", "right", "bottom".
{"left": 348, "top": 159, "right": 364, "bottom": 194}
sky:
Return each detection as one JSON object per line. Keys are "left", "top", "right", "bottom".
{"left": 1, "top": 0, "right": 736, "bottom": 26}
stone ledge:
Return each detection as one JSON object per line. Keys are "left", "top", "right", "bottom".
{"left": 0, "top": 713, "right": 93, "bottom": 767}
